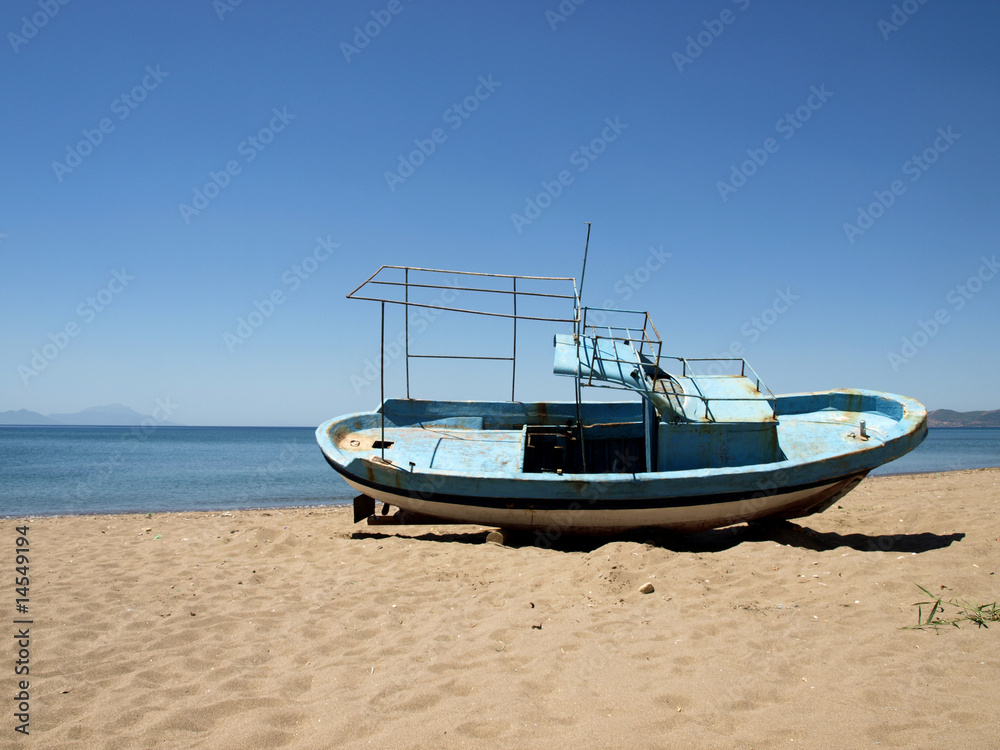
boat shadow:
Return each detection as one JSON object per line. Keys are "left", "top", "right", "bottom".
{"left": 643, "top": 521, "right": 966, "bottom": 555}
{"left": 352, "top": 521, "right": 965, "bottom": 554}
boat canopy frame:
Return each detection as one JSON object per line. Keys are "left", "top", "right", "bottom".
{"left": 347, "top": 264, "right": 581, "bottom": 403}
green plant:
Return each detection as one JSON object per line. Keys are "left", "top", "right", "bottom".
{"left": 904, "top": 584, "right": 1000, "bottom": 631}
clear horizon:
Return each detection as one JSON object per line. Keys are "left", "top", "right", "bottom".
{"left": 3, "top": 1, "right": 998, "bottom": 426}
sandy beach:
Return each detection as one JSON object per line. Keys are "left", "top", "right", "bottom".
{"left": 5, "top": 468, "right": 998, "bottom": 749}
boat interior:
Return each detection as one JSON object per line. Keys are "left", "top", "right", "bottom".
{"left": 326, "top": 389, "right": 909, "bottom": 477}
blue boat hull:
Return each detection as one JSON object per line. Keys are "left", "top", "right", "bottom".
{"left": 316, "top": 389, "right": 927, "bottom": 533}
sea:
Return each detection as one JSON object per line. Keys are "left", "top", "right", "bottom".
{"left": 0, "top": 426, "right": 998, "bottom": 518}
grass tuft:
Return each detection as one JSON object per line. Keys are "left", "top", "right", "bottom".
{"left": 903, "top": 584, "right": 1000, "bottom": 632}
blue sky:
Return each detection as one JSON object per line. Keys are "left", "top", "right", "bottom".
{"left": 2, "top": 0, "right": 997, "bottom": 426}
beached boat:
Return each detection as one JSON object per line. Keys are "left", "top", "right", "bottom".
{"left": 317, "top": 242, "right": 927, "bottom": 534}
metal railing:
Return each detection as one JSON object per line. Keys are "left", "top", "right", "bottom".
{"left": 576, "top": 307, "right": 777, "bottom": 421}
{"left": 579, "top": 306, "right": 664, "bottom": 386}
{"left": 347, "top": 265, "right": 579, "bottom": 404}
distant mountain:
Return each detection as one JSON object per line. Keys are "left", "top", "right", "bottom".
{"left": 0, "top": 409, "right": 55, "bottom": 425}
{"left": 0, "top": 404, "right": 176, "bottom": 426}
{"left": 47, "top": 404, "right": 159, "bottom": 426}
{"left": 927, "top": 409, "right": 1000, "bottom": 428}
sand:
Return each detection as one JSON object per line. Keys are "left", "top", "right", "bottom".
{"left": 4, "top": 468, "right": 998, "bottom": 749}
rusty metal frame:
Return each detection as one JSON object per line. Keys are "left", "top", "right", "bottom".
{"left": 348, "top": 265, "right": 580, "bottom": 408}
{"left": 579, "top": 306, "right": 665, "bottom": 392}
{"left": 347, "top": 265, "right": 578, "bottom": 320}
{"left": 577, "top": 306, "right": 777, "bottom": 421}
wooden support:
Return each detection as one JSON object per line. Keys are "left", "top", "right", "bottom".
{"left": 486, "top": 529, "right": 514, "bottom": 546}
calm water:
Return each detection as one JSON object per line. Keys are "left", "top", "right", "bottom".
{"left": 868, "top": 428, "right": 1000, "bottom": 476}
{"left": 0, "top": 426, "right": 355, "bottom": 518}
{"left": 0, "top": 426, "right": 997, "bottom": 518}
